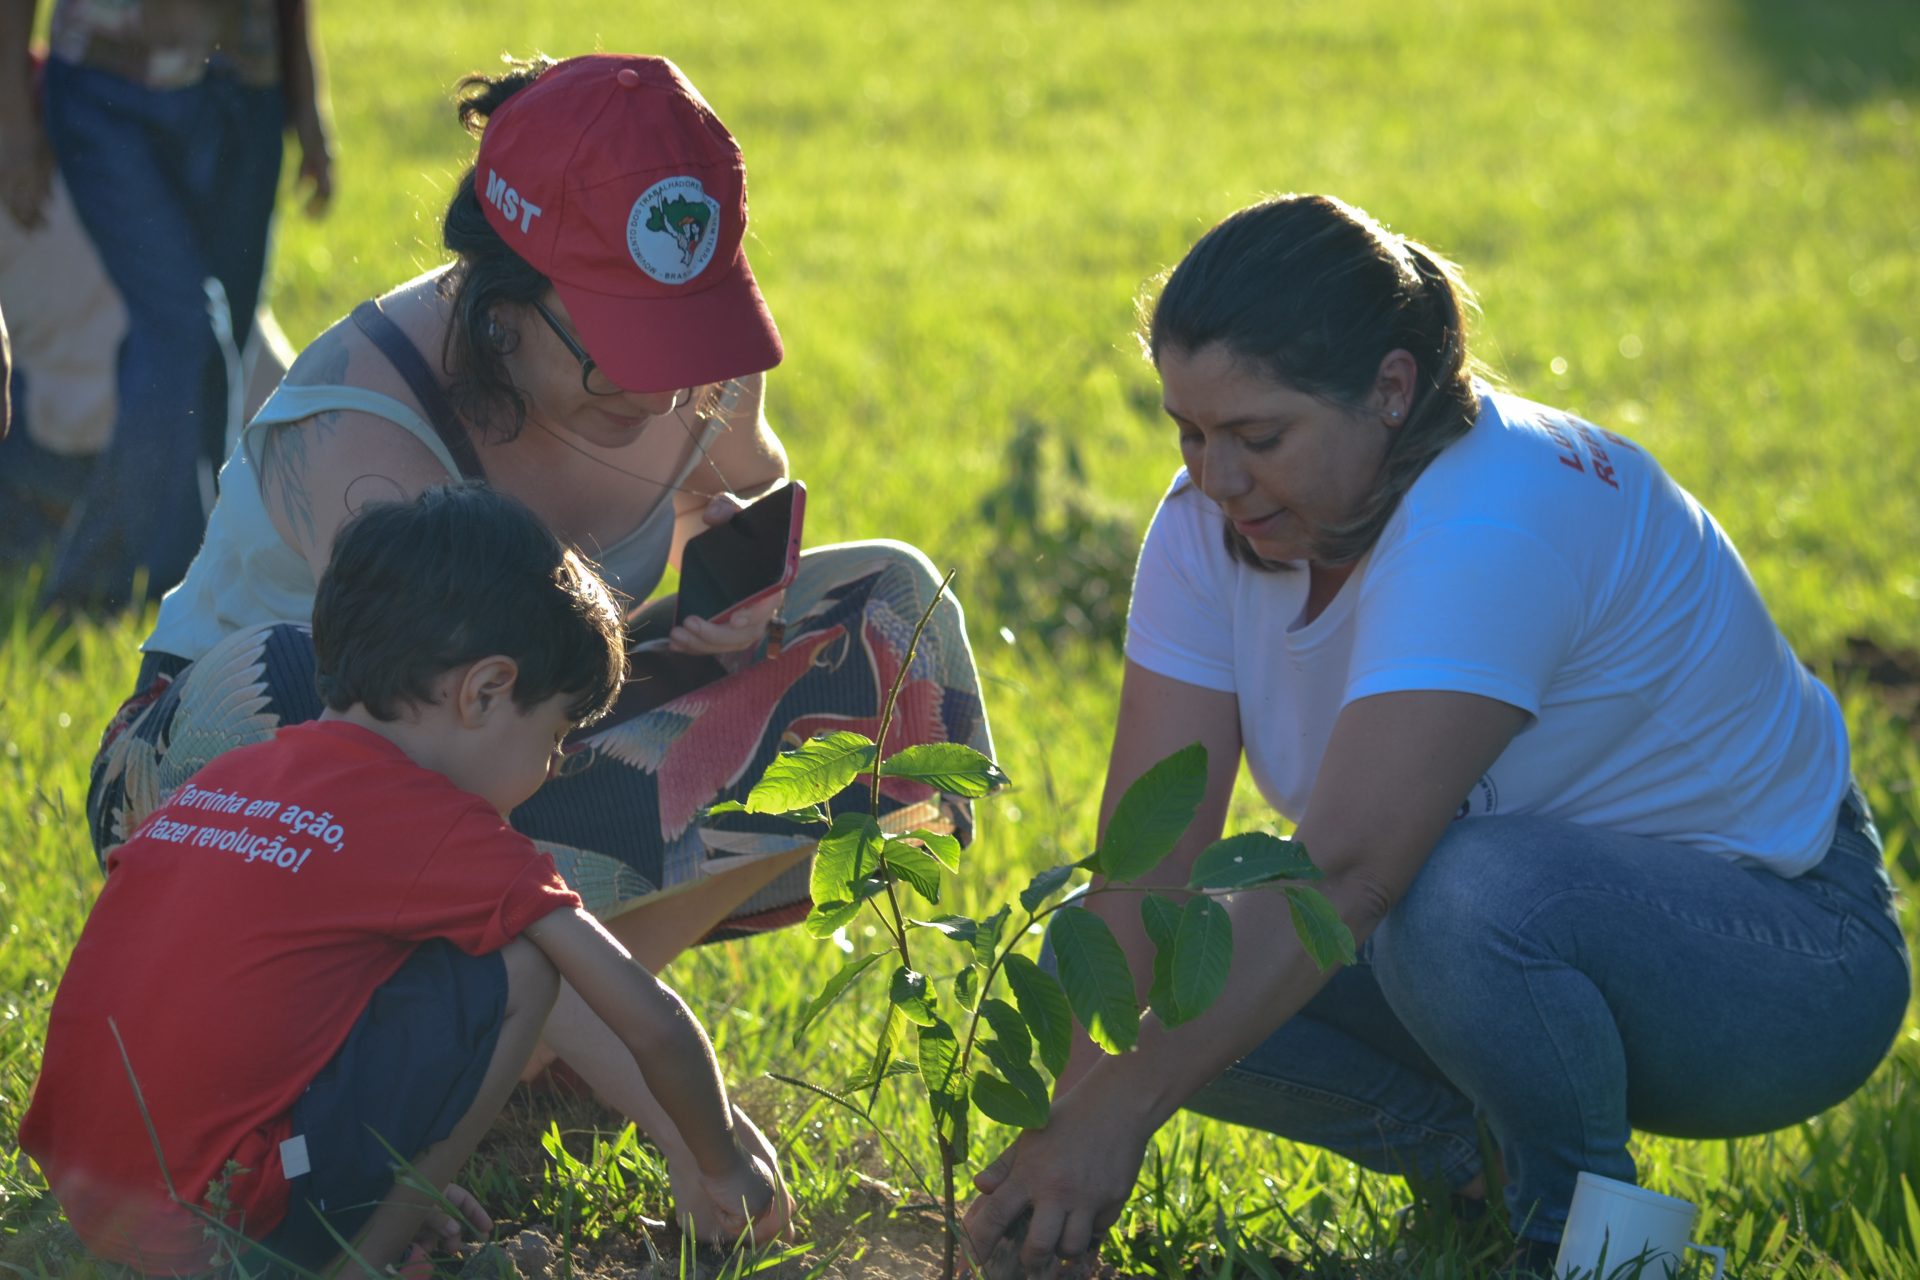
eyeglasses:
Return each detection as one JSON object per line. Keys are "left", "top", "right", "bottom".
{"left": 532, "top": 299, "right": 624, "bottom": 397}
{"left": 548, "top": 741, "right": 597, "bottom": 781}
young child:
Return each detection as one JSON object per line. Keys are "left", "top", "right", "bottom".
{"left": 20, "top": 485, "right": 789, "bottom": 1276}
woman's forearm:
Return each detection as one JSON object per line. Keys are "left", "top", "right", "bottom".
{"left": 1070, "top": 878, "right": 1360, "bottom": 1129}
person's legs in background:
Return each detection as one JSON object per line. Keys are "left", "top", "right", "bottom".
{"left": 187, "top": 72, "right": 284, "bottom": 477}
{"left": 0, "top": 167, "right": 121, "bottom": 566}
{"left": 0, "top": 375, "right": 92, "bottom": 562}
{"left": 40, "top": 59, "right": 282, "bottom": 609}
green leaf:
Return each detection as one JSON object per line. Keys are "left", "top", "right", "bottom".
{"left": 790, "top": 951, "right": 886, "bottom": 1048}
{"left": 1003, "top": 954, "right": 1073, "bottom": 1077}
{"left": 877, "top": 743, "right": 1009, "bottom": 797}
{"left": 1285, "top": 886, "right": 1357, "bottom": 969}
{"left": 1189, "top": 832, "right": 1321, "bottom": 890}
{"left": 900, "top": 828, "right": 963, "bottom": 873}
{"left": 704, "top": 799, "right": 749, "bottom": 815}
{"left": 1140, "top": 893, "right": 1182, "bottom": 1022}
{"left": 945, "top": 1099, "right": 970, "bottom": 1162}
{"left": 889, "top": 965, "right": 939, "bottom": 1026}
{"left": 917, "top": 1017, "right": 962, "bottom": 1101}
{"left": 972, "top": 905, "right": 1011, "bottom": 969}
{"left": 801, "top": 877, "right": 887, "bottom": 939}
{"left": 975, "top": 997, "right": 1053, "bottom": 1126}
{"left": 977, "top": 997, "right": 1033, "bottom": 1069}
{"left": 747, "top": 731, "right": 876, "bottom": 813}
{"left": 1090, "top": 742, "right": 1208, "bottom": 882}
{"left": 972, "top": 1071, "right": 1049, "bottom": 1129}
{"left": 1019, "top": 864, "right": 1075, "bottom": 913}
{"left": 840, "top": 1056, "right": 919, "bottom": 1094}
{"left": 1164, "top": 896, "right": 1233, "bottom": 1027}
{"left": 1140, "top": 894, "right": 1181, "bottom": 949}
{"left": 917, "top": 1017, "right": 969, "bottom": 1160}
{"left": 910, "top": 914, "right": 978, "bottom": 943}
{"left": 880, "top": 839, "right": 945, "bottom": 905}
{"left": 849, "top": 1007, "right": 903, "bottom": 1096}
{"left": 811, "top": 813, "right": 884, "bottom": 904}
{"left": 953, "top": 963, "right": 983, "bottom": 1011}
{"left": 1049, "top": 910, "right": 1140, "bottom": 1054}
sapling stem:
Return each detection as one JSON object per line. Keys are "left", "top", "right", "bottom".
{"left": 848, "top": 569, "right": 975, "bottom": 1278}
{"left": 868, "top": 567, "right": 958, "bottom": 818}
{"left": 861, "top": 568, "right": 961, "bottom": 979}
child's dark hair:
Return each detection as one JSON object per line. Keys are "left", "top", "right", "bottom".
{"left": 313, "top": 485, "right": 626, "bottom": 724}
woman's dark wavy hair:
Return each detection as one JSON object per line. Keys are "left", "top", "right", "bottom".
{"left": 437, "top": 54, "right": 736, "bottom": 438}
{"left": 1142, "top": 193, "right": 1484, "bottom": 569}
{"left": 438, "top": 55, "right": 559, "bottom": 439}
{"left": 313, "top": 484, "right": 626, "bottom": 725}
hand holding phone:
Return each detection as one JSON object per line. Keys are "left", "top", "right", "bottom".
{"left": 672, "top": 481, "right": 805, "bottom": 639}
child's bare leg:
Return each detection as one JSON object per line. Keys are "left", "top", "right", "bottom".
{"left": 333, "top": 938, "right": 559, "bottom": 1276}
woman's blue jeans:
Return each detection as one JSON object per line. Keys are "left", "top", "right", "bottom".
{"left": 1062, "top": 789, "right": 1910, "bottom": 1246}
{"left": 1167, "top": 790, "right": 1904, "bottom": 1243}
{"left": 41, "top": 57, "right": 284, "bottom": 606}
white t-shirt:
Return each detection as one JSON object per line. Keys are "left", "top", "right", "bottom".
{"left": 1125, "top": 390, "right": 1848, "bottom": 875}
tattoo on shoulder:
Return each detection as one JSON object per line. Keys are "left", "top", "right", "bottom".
{"left": 343, "top": 472, "right": 407, "bottom": 518}
{"left": 257, "top": 414, "right": 333, "bottom": 553}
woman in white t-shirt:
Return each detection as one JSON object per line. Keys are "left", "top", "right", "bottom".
{"left": 964, "top": 193, "right": 1909, "bottom": 1273}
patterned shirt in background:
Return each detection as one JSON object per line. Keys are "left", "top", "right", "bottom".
{"left": 49, "top": 0, "right": 281, "bottom": 89}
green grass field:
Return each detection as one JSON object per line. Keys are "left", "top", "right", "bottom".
{"left": 4, "top": 0, "right": 1919, "bottom": 1274}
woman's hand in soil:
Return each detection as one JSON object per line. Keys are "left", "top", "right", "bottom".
{"left": 962, "top": 1089, "right": 1150, "bottom": 1274}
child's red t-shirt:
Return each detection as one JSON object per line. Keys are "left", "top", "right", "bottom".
{"left": 18, "top": 720, "right": 583, "bottom": 1271}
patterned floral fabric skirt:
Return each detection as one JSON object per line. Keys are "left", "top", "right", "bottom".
{"left": 88, "top": 541, "right": 996, "bottom": 940}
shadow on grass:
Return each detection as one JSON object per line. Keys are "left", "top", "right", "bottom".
{"left": 1730, "top": 0, "right": 1920, "bottom": 106}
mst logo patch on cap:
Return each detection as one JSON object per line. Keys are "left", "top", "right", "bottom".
{"left": 626, "top": 176, "right": 722, "bottom": 284}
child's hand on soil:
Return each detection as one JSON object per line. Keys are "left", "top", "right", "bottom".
{"left": 730, "top": 1105, "right": 794, "bottom": 1240}
{"left": 672, "top": 1110, "right": 792, "bottom": 1245}
{"left": 412, "top": 1182, "right": 491, "bottom": 1255}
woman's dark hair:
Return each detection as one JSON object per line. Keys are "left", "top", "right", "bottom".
{"left": 1144, "top": 193, "right": 1483, "bottom": 568}
{"left": 439, "top": 55, "right": 559, "bottom": 438}
{"left": 313, "top": 484, "right": 626, "bottom": 724}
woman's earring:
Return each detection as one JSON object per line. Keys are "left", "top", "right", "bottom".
{"left": 485, "top": 314, "right": 506, "bottom": 350}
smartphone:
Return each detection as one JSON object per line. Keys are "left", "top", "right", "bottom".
{"left": 673, "top": 480, "right": 806, "bottom": 628}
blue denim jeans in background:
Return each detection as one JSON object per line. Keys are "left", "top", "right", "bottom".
{"left": 41, "top": 57, "right": 283, "bottom": 607}
{"left": 1052, "top": 788, "right": 1909, "bottom": 1248}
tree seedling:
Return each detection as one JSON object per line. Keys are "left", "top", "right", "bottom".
{"left": 715, "top": 573, "right": 1356, "bottom": 1278}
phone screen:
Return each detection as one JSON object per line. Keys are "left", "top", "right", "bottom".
{"left": 674, "top": 481, "right": 803, "bottom": 626}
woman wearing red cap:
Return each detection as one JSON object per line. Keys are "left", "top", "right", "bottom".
{"left": 86, "top": 53, "right": 997, "bottom": 1223}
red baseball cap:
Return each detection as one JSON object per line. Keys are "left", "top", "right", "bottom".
{"left": 474, "top": 54, "right": 783, "bottom": 393}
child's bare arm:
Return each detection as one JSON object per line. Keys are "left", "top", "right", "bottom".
{"left": 522, "top": 907, "right": 783, "bottom": 1235}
